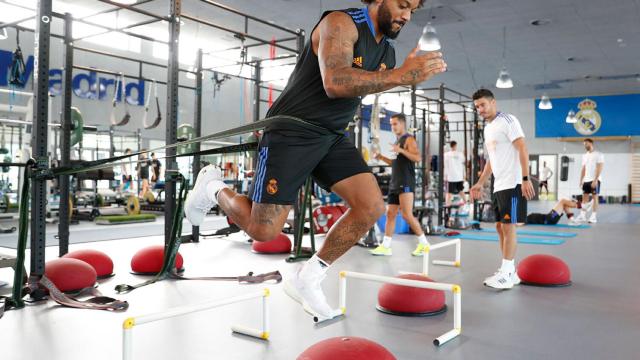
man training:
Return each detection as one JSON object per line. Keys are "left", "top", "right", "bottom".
{"left": 370, "top": 114, "right": 430, "bottom": 257}
{"left": 184, "top": 0, "right": 447, "bottom": 320}
{"left": 470, "top": 89, "right": 535, "bottom": 290}
{"left": 576, "top": 138, "right": 604, "bottom": 223}
{"left": 539, "top": 161, "right": 553, "bottom": 197}
{"left": 444, "top": 140, "right": 466, "bottom": 205}
{"left": 526, "top": 198, "right": 592, "bottom": 226}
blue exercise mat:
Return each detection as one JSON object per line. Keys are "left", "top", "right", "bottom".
{"left": 475, "top": 228, "right": 577, "bottom": 238}
{"left": 451, "top": 233, "right": 566, "bottom": 245}
{"left": 527, "top": 223, "right": 591, "bottom": 229}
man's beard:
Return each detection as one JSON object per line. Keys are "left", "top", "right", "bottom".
{"left": 378, "top": 1, "right": 404, "bottom": 39}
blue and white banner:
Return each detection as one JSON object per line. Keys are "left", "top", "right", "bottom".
{"left": 535, "top": 93, "right": 640, "bottom": 137}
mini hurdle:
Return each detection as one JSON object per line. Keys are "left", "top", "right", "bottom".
{"left": 122, "top": 289, "right": 270, "bottom": 360}
{"left": 338, "top": 271, "right": 461, "bottom": 346}
{"left": 423, "top": 238, "right": 461, "bottom": 276}
{"left": 400, "top": 238, "right": 461, "bottom": 276}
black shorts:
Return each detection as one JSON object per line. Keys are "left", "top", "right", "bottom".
{"left": 448, "top": 181, "right": 464, "bottom": 194}
{"left": 249, "top": 124, "right": 370, "bottom": 205}
{"left": 526, "top": 210, "right": 562, "bottom": 225}
{"left": 388, "top": 186, "right": 414, "bottom": 205}
{"left": 539, "top": 180, "right": 548, "bottom": 187}
{"left": 582, "top": 180, "right": 601, "bottom": 194}
{"left": 492, "top": 185, "right": 527, "bottom": 224}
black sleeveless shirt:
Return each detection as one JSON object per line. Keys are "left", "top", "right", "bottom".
{"left": 266, "top": 8, "right": 396, "bottom": 131}
{"left": 390, "top": 134, "right": 415, "bottom": 191}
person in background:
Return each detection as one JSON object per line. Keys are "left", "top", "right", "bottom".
{"left": 470, "top": 89, "right": 535, "bottom": 290}
{"left": 526, "top": 198, "right": 591, "bottom": 226}
{"left": 539, "top": 161, "right": 553, "bottom": 197}
{"left": 370, "top": 113, "right": 430, "bottom": 257}
{"left": 444, "top": 140, "right": 466, "bottom": 205}
{"left": 150, "top": 152, "right": 162, "bottom": 186}
{"left": 137, "top": 150, "right": 151, "bottom": 199}
{"left": 119, "top": 148, "right": 133, "bottom": 192}
{"left": 576, "top": 138, "right": 604, "bottom": 223}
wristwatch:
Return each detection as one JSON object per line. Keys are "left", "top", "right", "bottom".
{"left": 522, "top": 176, "right": 529, "bottom": 181}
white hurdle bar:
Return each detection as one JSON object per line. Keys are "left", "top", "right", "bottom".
{"left": 339, "top": 271, "right": 461, "bottom": 346}
{"left": 122, "top": 289, "right": 270, "bottom": 360}
{"left": 421, "top": 238, "right": 461, "bottom": 276}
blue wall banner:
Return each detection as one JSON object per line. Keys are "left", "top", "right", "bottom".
{"left": 0, "top": 49, "right": 145, "bottom": 106}
{"left": 535, "top": 93, "right": 640, "bottom": 137}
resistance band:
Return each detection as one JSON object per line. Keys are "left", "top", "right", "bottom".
{"left": 110, "top": 72, "right": 131, "bottom": 126}
{"left": 142, "top": 79, "right": 162, "bottom": 129}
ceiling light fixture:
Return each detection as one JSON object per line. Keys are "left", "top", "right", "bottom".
{"left": 565, "top": 109, "right": 577, "bottom": 123}
{"left": 419, "top": 23, "right": 441, "bottom": 51}
{"left": 539, "top": 94, "right": 552, "bottom": 110}
{"left": 418, "top": 4, "right": 440, "bottom": 51}
{"left": 538, "top": 62, "right": 552, "bottom": 110}
{"left": 495, "top": 26, "right": 513, "bottom": 88}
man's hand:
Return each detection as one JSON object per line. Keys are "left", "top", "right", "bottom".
{"left": 372, "top": 151, "right": 381, "bottom": 160}
{"left": 398, "top": 48, "right": 447, "bottom": 86}
{"left": 591, "top": 180, "right": 598, "bottom": 190}
{"left": 390, "top": 143, "right": 401, "bottom": 154}
{"left": 522, "top": 180, "right": 535, "bottom": 200}
{"left": 470, "top": 183, "right": 483, "bottom": 200}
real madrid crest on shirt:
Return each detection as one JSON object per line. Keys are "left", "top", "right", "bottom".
{"left": 574, "top": 98, "right": 602, "bottom": 136}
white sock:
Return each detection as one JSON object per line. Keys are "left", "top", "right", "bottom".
{"left": 500, "top": 259, "right": 515, "bottom": 274}
{"left": 206, "top": 180, "right": 226, "bottom": 203}
{"left": 417, "top": 233, "right": 430, "bottom": 245}
{"left": 382, "top": 236, "right": 392, "bottom": 248}
{"left": 300, "top": 254, "right": 329, "bottom": 279}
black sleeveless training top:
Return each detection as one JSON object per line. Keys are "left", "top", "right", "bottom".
{"left": 266, "top": 8, "right": 396, "bottom": 131}
{"left": 390, "top": 134, "right": 416, "bottom": 191}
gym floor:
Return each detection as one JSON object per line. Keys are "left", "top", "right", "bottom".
{"left": 1, "top": 201, "right": 639, "bottom": 360}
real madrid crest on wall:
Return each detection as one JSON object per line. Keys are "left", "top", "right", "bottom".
{"left": 574, "top": 99, "right": 602, "bottom": 136}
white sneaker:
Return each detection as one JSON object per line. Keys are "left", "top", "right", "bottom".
{"left": 484, "top": 267, "right": 519, "bottom": 284}
{"left": 574, "top": 212, "right": 587, "bottom": 223}
{"left": 184, "top": 165, "right": 224, "bottom": 226}
{"left": 568, "top": 218, "right": 581, "bottom": 226}
{"left": 284, "top": 269, "right": 337, "bottom": 321}
{"left": 512, "top": 271, "right": 521, "bottom": 285}
{"left": 588, "top": 213, "right": 597, "bottom": 223}
{"left": 484, "top": 270, "right": 515, "bottom": 289}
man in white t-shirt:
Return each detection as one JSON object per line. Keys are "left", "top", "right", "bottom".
{"left": 470, "top": 89, "right": 535, "bottom": 290}
{"left": 539, "top": 162, "right": 553, "bottom": 196}
{"left": 444, "top": 140, "right": 466, "bottom": 205}
{"left": 576, "top": 138, "right": 604, "bottom": 223}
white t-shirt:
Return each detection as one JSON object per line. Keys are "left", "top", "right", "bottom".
{"left": 541, "top": 167, "right": 552, "bottom": 181}
{"left": 444, "top": 150, "right": 465, "bottom": 182}
{"left": 582, "top": 151, "right": 604, "bottom": 182}
{"left": 484, "top": 112, "right": 525, "bottom": 193}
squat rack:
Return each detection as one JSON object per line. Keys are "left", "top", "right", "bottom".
{"left": 0, "top": 0, "right": 304, "bottom": 279}
{"left": 376, "top": 84, "right": 479, "bottom": 229}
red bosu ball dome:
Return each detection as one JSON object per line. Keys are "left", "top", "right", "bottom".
{"left": 297, "top": 337, "right": 396, "bottom": 360}
{"left": 517, "top": 254, "right": 571, "bottom": 287}
{"left": 45, "top": 258, "right": 97, "bottom": 292}
{"left": 63, "top": 249, "right": 114, "bottom": 278}
{"left": 131, "top": 245, "right": 184, "bottom": 275}
{"left": 251, "top": 233, "right": 292, "bottom": 254}
{"left": 377, "top": 274, "right": 447, "bottom": 316}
